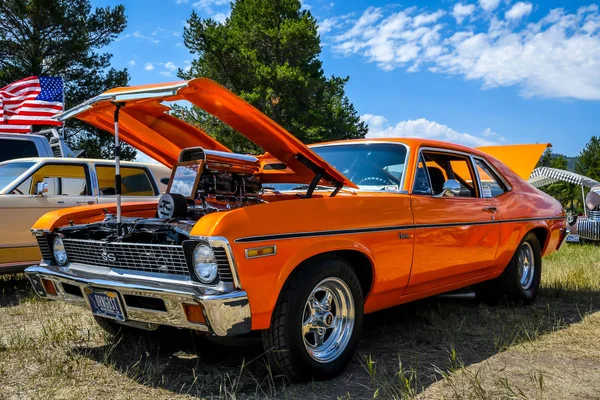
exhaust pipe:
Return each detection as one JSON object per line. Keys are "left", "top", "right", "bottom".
{"left": 437, "top": 290, "right": 476, "bottom": 300}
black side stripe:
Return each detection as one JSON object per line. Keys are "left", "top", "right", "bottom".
{"left": 234, "top": 216, "right": 566, "bottom": 243}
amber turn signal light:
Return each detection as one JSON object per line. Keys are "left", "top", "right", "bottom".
{"left": 245, "top": 245, "right": 276, "bottom": 259}
{"left": 41, "top": 279, "right": 57, "bottom": 296}
{"left": 183, "top": 303, "right": 206, "bottom": 324}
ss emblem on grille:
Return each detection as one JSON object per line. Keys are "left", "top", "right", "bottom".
{"left": 101, "top": 250, "right": 116, "bottom": 262}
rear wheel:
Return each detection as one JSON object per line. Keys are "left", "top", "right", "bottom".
{"left": 476, "top": 232, "right": 542, "bottom": 305}
{"left": 262, "top": 256, "right": 364, "bottom": 381}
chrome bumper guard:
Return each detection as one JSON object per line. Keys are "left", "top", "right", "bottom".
{"left": 577, "top": 218, "right": 600, "bottom": 241}
{"left": 24, "top": 263, "right": 251, "bottom": 336}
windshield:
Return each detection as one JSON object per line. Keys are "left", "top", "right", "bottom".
{"left": 270, "top": 143, "right": 408, "bottom": 192}
{"left": 0, "top": 161, "right": 36, "bottom": 191}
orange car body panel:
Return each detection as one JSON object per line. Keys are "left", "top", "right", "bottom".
{"left": 38, "top": 79, "right": 565, "bottom": 331}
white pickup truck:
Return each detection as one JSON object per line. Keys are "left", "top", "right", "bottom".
{"left": 0, "top": 129, "right": 78, "bottom": 161}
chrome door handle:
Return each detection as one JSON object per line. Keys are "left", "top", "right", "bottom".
{"left": 482, "top": 207, "right": 497, "bottom": 213}
{"left": 77, "top": 200, "right": 95, "bottom": 205}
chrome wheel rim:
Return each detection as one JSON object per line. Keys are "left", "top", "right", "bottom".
{"left": 302, "top": 277, "right": 355, "bottom": 363}
{"left": 518, "top": 242, "right": 535, "bottom": 290}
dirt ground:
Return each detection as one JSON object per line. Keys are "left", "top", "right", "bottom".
{"left": 1, "top": 244, "right": 599, "bottom": 399}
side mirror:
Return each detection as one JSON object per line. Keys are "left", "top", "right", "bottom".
{"left": 34, "top": 182, "right": 48, "bottom": 196}
{"left": 433, "top": 179, "right": 461, "bottom": 198}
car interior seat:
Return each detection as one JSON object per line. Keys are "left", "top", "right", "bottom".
{"left": 427, "top": 167, "right": 445, "bottom": 195}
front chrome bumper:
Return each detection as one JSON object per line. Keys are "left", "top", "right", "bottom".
{"left": 25, "top": 263, "right": 251, "bottom": 336}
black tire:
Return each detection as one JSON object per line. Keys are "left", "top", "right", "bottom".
{"left": 262, "top": 256, "right": 364, "bottom": 381}
{"left": 475, "top": 232, "right": 542, "bottom": 305}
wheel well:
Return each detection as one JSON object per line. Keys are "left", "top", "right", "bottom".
{"left": 296, "top": 250, "right": 374, "bottom": 299}
{"left": 529, "top": 227, "right": 549, "bottom": 251}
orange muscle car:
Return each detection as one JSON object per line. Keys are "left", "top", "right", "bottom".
{"left": 25, "top": 79, "right": 567, "bottom": 381}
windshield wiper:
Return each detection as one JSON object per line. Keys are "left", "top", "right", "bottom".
{"left": 290, "top": 184, "right": 356, "bottom": 195}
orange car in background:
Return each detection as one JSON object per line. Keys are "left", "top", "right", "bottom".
{"left": 25, "top": 79, "right": 566, "bottom": 381}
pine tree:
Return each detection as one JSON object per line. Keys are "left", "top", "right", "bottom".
{"left": 576, "top": 136, "right": 600, "bottom": 182}
{"left": 178, "top": 0, "right": 367, "bottom": 153}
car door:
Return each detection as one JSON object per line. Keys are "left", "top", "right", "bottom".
{"left": 405, "top": 149, "right": 499, "bottom": 293}
{"left": 95, "top": 164, "right": 159, "bottom": 205}
{"left": 1, "top": 162, "right": 96, "bottom": 264}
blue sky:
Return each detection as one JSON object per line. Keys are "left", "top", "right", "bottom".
{"left": 92, "top": 0, "right": 600, "bottom": 157}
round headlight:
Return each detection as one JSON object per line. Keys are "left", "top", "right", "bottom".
{"left": 52, "top": 236, "right": 68, "bottom": 266}
{"left": 193, "top": 244, "right": 218, "bottom": 283}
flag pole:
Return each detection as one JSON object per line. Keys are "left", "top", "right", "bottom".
{"left": 61, "top": 77, "right": 66, "bottom": 138}
{"left": 113, "top": 103, "right": 123, "bottom": 237}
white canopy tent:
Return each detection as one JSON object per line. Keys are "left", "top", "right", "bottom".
{"left": 529, "top": 167, "right": 600, "bottom": 217}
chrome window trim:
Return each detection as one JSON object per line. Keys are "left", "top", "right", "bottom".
{"left": 470, "top": 155, "right": 484, "bottom": 198}
{"left": 411, "top": 146, "right": 480, "bottom": 197}
{"left": 308, "top": 141, "right": 411, "bottom": 193}
{"left": 472, "top": 156, "right": 513, "bottom": 193}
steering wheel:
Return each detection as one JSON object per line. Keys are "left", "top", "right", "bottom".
{"left": 357, "top": 176, "right": 392, "bottom": 186}
{"left": 11, "top": 188, "right": 23, "bottom": 194}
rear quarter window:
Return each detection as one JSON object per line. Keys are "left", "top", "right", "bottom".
{"left": 0, "top": 139, "right": 39, "bottom": 162}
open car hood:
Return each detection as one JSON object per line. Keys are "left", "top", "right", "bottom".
{"left": 476, "top": 143, "right": 551, "bottom": 180}
{"left": 56, "top": 78, "right": 356, "bottom": 188}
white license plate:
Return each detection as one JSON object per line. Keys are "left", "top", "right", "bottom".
{"left": 85, "top": 288, "right": 126, "bottom": 321}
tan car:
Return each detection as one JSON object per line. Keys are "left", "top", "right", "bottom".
{"left": 0, "top": 157, "right": 170, "bottom": 272}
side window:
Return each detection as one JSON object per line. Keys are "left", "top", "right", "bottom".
{"left": 475, "top": 159, "right": 507, "bottom": 198}
{"left": 412, "top": 154, "right": 432, "bottom": 195}
{"left": 96, "top": 166, "right": 155, "bottom": 196}
{"left": 26, "top": 164, "right": 90, "bottom": 195}
{"left": 419, "top": 151, "right": 477, "bottom": 198}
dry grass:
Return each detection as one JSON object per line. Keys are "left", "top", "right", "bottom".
{"left": 1, "top": 244, "right": 599, "bottom": 399}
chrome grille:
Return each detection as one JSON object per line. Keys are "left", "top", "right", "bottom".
{"left": 577, "top": 218, "right": 600, "bottom": 241}
{"left": 213, "top": 247, "right": 233, "bottom": 282}
{"left": 36, "top": 236, "right": 53, "bottom": 260}
{"left": 62, "top": 239, "right": 189, "bottom": 276}
{"left": 588, "top": 210, "right": 600, "bottom": 221}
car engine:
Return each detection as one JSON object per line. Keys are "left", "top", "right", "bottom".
{"left": 55, "top": 147, "right": 265, "bottom": 245}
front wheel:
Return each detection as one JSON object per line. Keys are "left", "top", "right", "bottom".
{"left": 263, "top": 256, "right": 364, "bottom": 381}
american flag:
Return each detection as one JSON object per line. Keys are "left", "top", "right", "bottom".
{"left": 0, "top": 76, "right": 64, "bottom": 133}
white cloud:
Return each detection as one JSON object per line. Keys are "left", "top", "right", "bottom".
{"left": 479, "top": 0, "right": 501, "bottom": 12}
{"left": 159, "top": 61, "right": 179, "bottom": 76}
{"left": 362, "top": 114, "right": 499, "bottom": 147}
{"left": 175, "top": 0, "right": 188, "bottom": 4}
{"left": 144, "top": 63, "right": 154, "bottom": 71}
{"left": 330, "top": 4, "right": 600, "bottom": 100}
{"left": 300, "top": 0, "right": 311, "bottom": 10}
{"left": 453, "top": 3, "right": 476, "bottom": 24}
{"left": 127, "top": 60, "right": 136, "bottom": 68}
{"left": 192, "top": 0, "right": 228, "bottom": 7}
{"left": 212, "top": 12, "right": 229, "bottom": 23}
{"left": 318, "top": 17, "right": 339, "bottom": 34}
{"left": 505, "top": 2, "right": 533, "bottom": 20}
{"left": 131, "top": 31, "right": 160, "bottom": 44}
{"left": 413, "top": 10, "right": 445, "bottom": 27}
